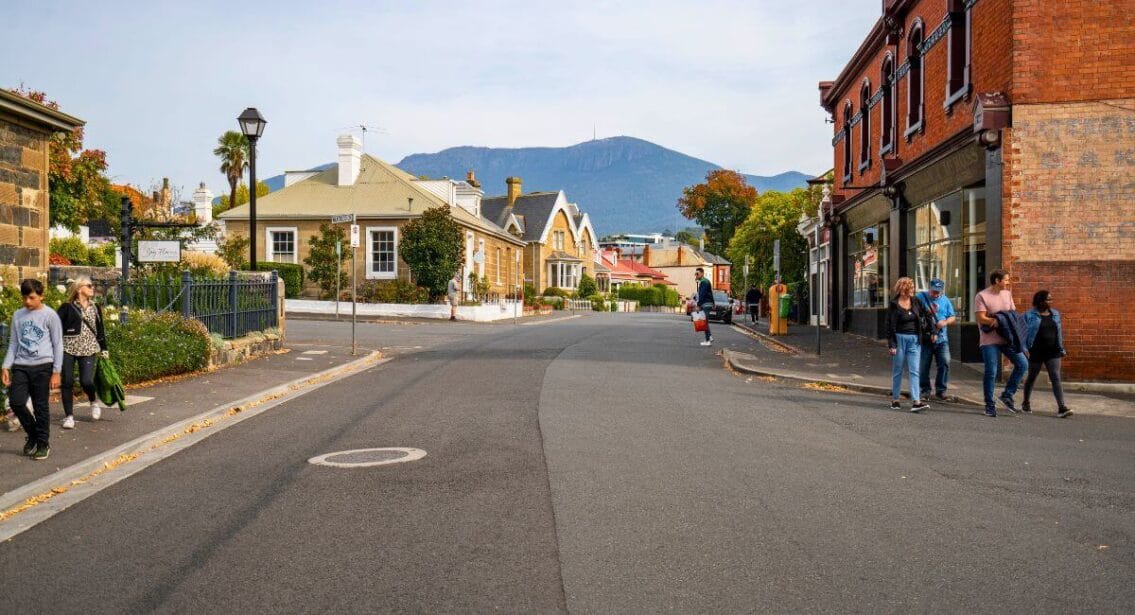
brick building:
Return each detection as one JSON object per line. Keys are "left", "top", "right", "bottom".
{"left": 0, "top": 90, "right": 84, "bottom": 278}
{"left": 818, "top": 0, "right": 1135, "bottom": 380}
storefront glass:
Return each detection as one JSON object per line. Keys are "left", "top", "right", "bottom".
{"left": 849, "top": 224, "right": 889, "bottom": 307}
{"left": 907, "top": 186, "right": 986, "bottom": 320}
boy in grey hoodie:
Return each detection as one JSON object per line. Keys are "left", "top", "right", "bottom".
{"left": 3, "top": 279, "right": 63, "bottom": 460}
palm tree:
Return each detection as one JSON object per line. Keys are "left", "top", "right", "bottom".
{"left": 213, "top": 131, "right": 249, "bottom": 210}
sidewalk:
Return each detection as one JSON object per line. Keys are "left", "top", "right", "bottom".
{"left": 727, "top": 319, "right": 1135, "bottom": 418}
{"left": 0, "top": 342, "right": 369, "bottom": 499}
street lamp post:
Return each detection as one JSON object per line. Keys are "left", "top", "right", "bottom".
{"left": 238, "top": 107, "right": 267, "bottom": 271}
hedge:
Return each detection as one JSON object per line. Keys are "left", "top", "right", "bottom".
{"left": 358, "top": 279, "right": 429, "bottom": 304}
{"left": 617, "top": 284, "right": 681, "bottom": 307}
{"left": 105, "top": 311, "right": 212, "bottom": 384}
{"left": 257, "top": 262, "right": 304, "bottom": 298}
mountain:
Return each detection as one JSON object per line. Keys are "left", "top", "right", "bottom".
{"left": 254, "top": 137, "right": 813, "bottom": 235}
{"left": 397, "top": 137, "right": 812, "bottom": 235}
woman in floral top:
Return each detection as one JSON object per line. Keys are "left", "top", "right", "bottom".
{"left": 56, "top": 276, "right": 108, "bottom": 429}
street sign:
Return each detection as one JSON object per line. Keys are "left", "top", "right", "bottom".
{"left": 138, "top": 240, "right": 181, "bottom": 263}
{"left": 331, "top": 213, "right": 355, "bottom": 224}
{"left": 350, "top": 224, "right": 360, "bottom": 248}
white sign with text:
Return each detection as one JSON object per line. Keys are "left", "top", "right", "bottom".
{"left": 138, "top": 240, "right": 181, "bottom": 263}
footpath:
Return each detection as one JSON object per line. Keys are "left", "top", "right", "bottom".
{"left": 0, "top": 339, "right": 381, "bottom": 532}
{"left": 727, "top": 318, "right": 1135, "bottom": 419}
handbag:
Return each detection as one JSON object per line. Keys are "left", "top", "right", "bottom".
{"left": 692, "top": 310, "right": 708, "bottom": 332}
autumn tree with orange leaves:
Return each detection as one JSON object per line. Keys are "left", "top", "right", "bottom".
{"left": 676, "top": 169, "right": 758, "bottom": 257}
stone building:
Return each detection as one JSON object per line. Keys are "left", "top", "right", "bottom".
{"left": 818, "top": 0, "right": 1135, "bottom": 380}
{"left": 0, "top": 90, "right": 84, "bottom": 278}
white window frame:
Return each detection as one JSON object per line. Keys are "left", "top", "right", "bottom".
{"left": 365, "top": 226, "right": 398, "bottom": 280}
{"left": 495, "top": 247, "right": 502, "bottom": 284}
{"left": 477, "top": 239, "right": 486, "bottom": 277}
{"left": 264, "top": 226, "right": 298, "bottom": 264}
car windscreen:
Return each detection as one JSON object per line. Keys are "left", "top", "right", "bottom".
{"left": 713, "top": 291, "right": 729, "bottom": 302}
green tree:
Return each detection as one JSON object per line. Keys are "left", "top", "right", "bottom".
{"left": 399, "top": 207, "right": 464, "bottom": 300}
{"left": 577, "top": 273, "right": 598, "bottom": 298}
{"left": 303, "top": 223, "right": 348, "bottom": 299}
{"left": 213, "top": 131, "right": 249, "bottom": 211}
{"left": 727, "top": 188, "right": 819, "bottom": 292}
{"left": 9, "top": 87, "right": 114, "bottom": 231}
{"left": 676, "top": 170, "right": 758, "bottom": 256}
{"left": 674, "top": 228, "right": 702, "bottom": 246}
{"left": 216, "top": 234, "right": 250, "bottom": 270}
{"left": 215, "top": 181, "right": 269, "bottom": 210}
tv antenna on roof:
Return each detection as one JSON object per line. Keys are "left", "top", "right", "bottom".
{"left": 340, "top": 123, "right": 386, "bottom": 151}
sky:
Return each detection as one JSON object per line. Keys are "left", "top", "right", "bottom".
{"left": 4, "top": 0, "right": 881, "bottom": 200}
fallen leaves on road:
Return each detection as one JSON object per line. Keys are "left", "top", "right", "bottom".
{"left": 804, "top": 382, "right": 848, "bottom": 392}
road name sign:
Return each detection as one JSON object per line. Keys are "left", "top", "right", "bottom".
{"left": 331, "top": 213, "right": 355, "bottom": 224}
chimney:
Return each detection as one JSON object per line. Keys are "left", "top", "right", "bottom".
{"left": 192, "top": 181, "right": 214, "bottom": 225}
{"left": 642, "top": 244, "right": 651, "bottom": 267}
{"left": 466, "top": 169, "right": 481, "bottom": 188}
{"left": 677, "top": 245, "right": 683, "bottom": 266}
{"left": 699, "top": 238, "right": 705, "bottom": 253}
{"left": 506, "top": 176, "right": 522, "bottom": 206}
{"left": 337, "top": 134, "right": 362, "bottom": 186}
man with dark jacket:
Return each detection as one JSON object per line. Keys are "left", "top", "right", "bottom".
{"left": 744, "top": 286, "right": 762, "bottom": 323}
{"left": 695, "top": 268, "right": 714, "bottom": 346}
{"left": 974, "top": 269, "right": 1028, "bottom": 417}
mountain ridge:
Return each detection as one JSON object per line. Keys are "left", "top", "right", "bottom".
{"left": 260, "top": 136, "right": 813, "bottom": 234}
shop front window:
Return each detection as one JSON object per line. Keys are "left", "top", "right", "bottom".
{"left": 849, "top": 224, "right": 889, "bottom": 308}
{"left": 906, "top": 187, "right": 985, "bottom": 320}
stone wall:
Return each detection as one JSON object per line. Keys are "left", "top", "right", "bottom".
{"left": 0, "top": 112, "right": 50, "bottom": 277}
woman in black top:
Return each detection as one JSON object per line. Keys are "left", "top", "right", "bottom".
{"left": 885, "top": 277, "right": 935, "bottom": 412}
{"left": 1023, "top": 290, "right": 1071, "bottom": 417}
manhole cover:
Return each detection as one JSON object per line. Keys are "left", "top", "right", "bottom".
{"left": 308, "top": 447, "right": 427, "bottom": 468}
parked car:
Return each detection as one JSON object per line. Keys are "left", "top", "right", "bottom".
{"left": 705, "top": 290, "right": 735, "bottom": 324}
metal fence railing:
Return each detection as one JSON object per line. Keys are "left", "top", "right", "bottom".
{"left": 117, "top": 271, "right": 279, "bottom": 338}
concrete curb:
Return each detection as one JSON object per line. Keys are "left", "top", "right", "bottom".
{"left": 729, "top": 323, "right": 800, "bottom": 354}
{"left": 722, "top": 349, "right": 987, "bottom": 408}
{"left": 0, "top": 351, "right": 387, "bottom": 540}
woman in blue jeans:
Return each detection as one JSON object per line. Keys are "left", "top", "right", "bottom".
{"left": 885, "top": 277, "right": 934, "bottom": 412}
{"left": 1023, "top": 290, "right": 1072, "bottom": 417}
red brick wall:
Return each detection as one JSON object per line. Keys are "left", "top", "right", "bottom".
{"left": 1012, "top": 262, "right": 1135, "bottom": 381}
{"left": 1012, "top": 0, "right": 1135, "bottom": 104}
{"left": 830, "top": 0, "right": 1013, "bottom": 202}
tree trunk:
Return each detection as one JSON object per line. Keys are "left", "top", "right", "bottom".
{"left": 227, "top": 174, "right": 238, "bottom": 211}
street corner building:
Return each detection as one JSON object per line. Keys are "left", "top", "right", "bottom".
{"left": 218, "top": 135, "right": 527, "bottom": 298}
{"left": 0, "top": 90, "right": 84, "bottom": 278}
{"left": 817, "top": 0, "right": 1135, "bottom": 381}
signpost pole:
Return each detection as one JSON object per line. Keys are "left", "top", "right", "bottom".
{"left": 336, "top": 240, "right": 342, "bottom": 319}
{"left": 351, "top": 224, "right": 358, "bottom": 356}
{"left": 120, "top": 196, "right": 132, "bottom": 325}
{"left": 815, "top": 219, "right": 821, "bottom": 356}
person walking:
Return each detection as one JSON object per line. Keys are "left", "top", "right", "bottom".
{"left": 916, "top": 278, "right": 956, "bottom": 401}
{"left": 974, "top": 269, "right": 1029, "bottom": 417}
{"left": 886, "top": 276, "right": 933, "bottom": 412}
{"left": 1022, "top": 290, "right": 1072, "bottom": 418}
{"left": 447, "top": 273, "right": 460, "bottom": 321}
{"left": 57, "top": 276, "right": 108, "bottom": 429}
{"left": 694, "top": 267, "right": 714, "bottom": 346}
{"left": 745, "top": 285, "right": 763, "bottom": 323}
{"left": 2, "top": 279, "right": 64, "bottom": 460}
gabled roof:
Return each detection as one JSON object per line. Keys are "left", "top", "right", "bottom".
{"left": 480, "top": 192, "right": 560, "bottom": 242}
{"left": 0, "top": 89, "right": 84, "bottom": 132}
{"left": 219, "top": 154, "right": 521, "bottom": 245}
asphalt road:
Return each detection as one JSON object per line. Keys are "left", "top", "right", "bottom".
{"left": 2, "top": 314, "right": 1132, "bottom": 613}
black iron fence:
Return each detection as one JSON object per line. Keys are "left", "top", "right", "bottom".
{"left": 117, "top": 271, "right": 279, "bottom": 338}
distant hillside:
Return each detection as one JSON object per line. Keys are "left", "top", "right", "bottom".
{"left": 397, "top": 137, "right": 812, "bottom": 235}
{"left": 255, "top": 137, "right": 813, "bottom": 234}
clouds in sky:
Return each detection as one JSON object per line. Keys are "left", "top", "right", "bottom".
{"left": 4, "top": 0, "right": 880, "bottom": 197}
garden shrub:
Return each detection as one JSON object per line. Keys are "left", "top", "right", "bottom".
{"left": 50, "top": 237, "right": 89, "bottom": 265}
{"left": 523, "top": 284, "right": 538, "bottom": 305}
{"left": 542, "top": 287, "right": 571, "bottom": 298}
{"left": 617, "top": 284, "right": 680, "bottom": 307}
{"left": 88, "top": 243, "right": 117, "bottom": 267}
{"left": 359, "top": 279, "right": 429, "bottom": 304}
{"left": 184, "top": 252, "right": 229, "bottom": 277}
{"left": 577, "top": 274, "right": 597, "bottom": 299}
{"left": 257, "top": 262, "right": 304, "bottom": 298}
{"left": 105, "top": 311, "right": 211, "bottom": 384}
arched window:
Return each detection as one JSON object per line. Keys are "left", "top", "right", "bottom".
{"left": 946, "top": 0, "right": 971, "bottom": 105}
{"left": 905, "top": 22, "right": 925, "bottom": 135}
{"left": 881, "top": 56, "right": 895, "bottom": 153}
{"left": 842, "top": 102, "right": 853, "bottom": 184}
{"left": 859, "top": 80, "right": 871, "bottom": 171}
